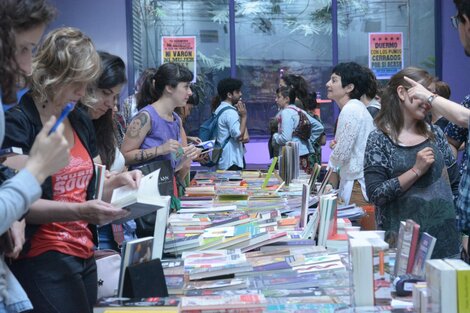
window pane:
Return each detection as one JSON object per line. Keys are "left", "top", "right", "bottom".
{"left": 338, "top": 0, "right": 435, "bottom": 75}
{"left": 131, "top": 0, "right": 230, "bottom": 137}
{"left": 234, "top": 0, "right": 334, "bottom": 136}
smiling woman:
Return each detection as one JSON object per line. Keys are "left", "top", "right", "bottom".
{"left": 364, "top": 67, "right": 460, "bottom": 259}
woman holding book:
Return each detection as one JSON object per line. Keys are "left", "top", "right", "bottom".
{"left": 364, "top": 67, "right": 460, "bottom": 259}
{"left": 121, "top": 63, "right": 201, "bottom": 182}
{"left": 82, "top": 51, "right": 142, "bottom": 250}
{"left": 2, "top": 27, "right": 140, "bottom": 313}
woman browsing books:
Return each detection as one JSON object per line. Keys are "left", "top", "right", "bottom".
{"left": 2, "top": 27, "right": 140, "bottom": 313}
{"left": 121, "top": 63, "right": 201, "bottom": 181}
{"left": 363, "top": 67, "right": 460, "bottom": 259}
{"left": 81, "top": 51, "right": 142, "bottom": 251}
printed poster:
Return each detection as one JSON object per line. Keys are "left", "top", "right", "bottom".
{"left": 161, "top": 36, "right": 196, "bottom": 82}
{"left": 368, "top": 32, "right": 403, "bottom": 79}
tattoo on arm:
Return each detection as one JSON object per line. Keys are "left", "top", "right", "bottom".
{"left": 128, "top": 112, "right": 149, "bottom": 139}
{"left": 133, "top": 149, "right": 155, "bottom": 162}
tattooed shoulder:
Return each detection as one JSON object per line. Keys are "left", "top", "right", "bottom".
{"left": 128, "top": 112, "right": 150, "bottom": 138}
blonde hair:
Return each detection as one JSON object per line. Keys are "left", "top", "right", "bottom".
{"left": 30, "top": 27, "right": 101, "bottom": 105}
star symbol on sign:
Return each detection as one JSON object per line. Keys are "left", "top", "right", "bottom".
{"left": 98, "top": 279, "right": 104, "bottom": 286}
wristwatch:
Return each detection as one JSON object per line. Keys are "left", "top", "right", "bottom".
{"left": 427, "top": 93, "right": 438, "bottom": 107}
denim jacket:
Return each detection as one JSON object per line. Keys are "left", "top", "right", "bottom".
{"left": 2, "top": 259, "right": 33, "bottom": 312}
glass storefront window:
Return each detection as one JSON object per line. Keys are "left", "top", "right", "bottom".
{"left": 338, "top": 0, "right": 435, "bottom": 76}
{"left": 130, "top": 0, "right": 436, "bottom": 137}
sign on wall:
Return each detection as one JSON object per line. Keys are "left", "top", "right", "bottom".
{"left": 161, "top": 36, "right": 197, "bottom": 82}
{"left": 368, "top": 32, "right": 403, "bottom": 80}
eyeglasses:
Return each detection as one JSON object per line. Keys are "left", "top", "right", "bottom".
{"left": 451, "top": 15, "right": 460, "bottom": 29}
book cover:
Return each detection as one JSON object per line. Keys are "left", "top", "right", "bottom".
{"left": 393, "top": 221, "right": 407, "bottom": 277}
{"left": 406, "top": 220, "right": 420, "bottom": 274}
{"left": 93, "top": 163, "right": 106, "bottom": 201}
{"left": 411, "top": 232, "right": 436, "bottom": 277}
{"left": 118, "top": 237, "right": 154, "bottom": 297}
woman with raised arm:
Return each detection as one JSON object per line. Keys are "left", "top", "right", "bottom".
{"left": 0, "top": 1, "right": 70, "bottom": 312}
{"left": 364, "top": 67, "right": 460, "bottom": 258}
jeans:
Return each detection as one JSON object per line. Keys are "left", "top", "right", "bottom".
{"left": 10, "top": 251, "right": 97, "bottom": 313}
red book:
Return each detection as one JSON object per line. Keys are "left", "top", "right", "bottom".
{"left": 406, "top": 220, "right": 420, "bottom": 274}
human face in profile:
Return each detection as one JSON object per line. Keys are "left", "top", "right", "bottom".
{"left": 326, "top": 73, "right": 351, "bottom": 106}
{"left": 14, "top": 23, "right": 46, "bottom": 76}
{"left": 171, "top": 82, "right": 192, "bottom": 108}
{"left": 275, "top": 92, "right": 289, "bottom": 109}
{"left": 230, "top": 89, "right": 242, "bottom": 105}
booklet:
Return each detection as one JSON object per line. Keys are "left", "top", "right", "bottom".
{"left": 110, "top": 168, "right": 171, "bottom": 224}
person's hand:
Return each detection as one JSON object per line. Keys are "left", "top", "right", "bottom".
{"left": 235, "top": 100, "right": 247, "bottom": 118}
{"left": 195, "top": 152, "right": 210, "bottom": 164}
{"left": 25, "top": 116, "right": 70, "bottom": 183}
{"left": 413, "top": 147, "right": 435, "bottom": 176}
{"left": 158, "top": 139, "right": 181, "bottom": 155}
{"left": 78, "top": 200, "right": 130, "bottom": 225}
{"left": 106, "top": 168, "right": 142, "bottom": 191}
{"left": 5, "top": 220, "right": 26, "bottom": 259}
{"left": 404, "top": 76, "right": 434, "bottom": 109}
{"left": 183, "top": 145, "right": 201, "bottom": 160}
{"left": 329, "top": 139, "right": 337, "bottom": 149}
{"left": 187, "top": 136, "right": 202, "bottom": 144}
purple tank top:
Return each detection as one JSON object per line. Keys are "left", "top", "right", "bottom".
{"left": 139, "top": 105, "right": 181, "bottom": 168}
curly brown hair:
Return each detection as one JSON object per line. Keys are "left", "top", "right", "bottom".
{"left": 0, "top": 0, "right": 56, "bottom": 104}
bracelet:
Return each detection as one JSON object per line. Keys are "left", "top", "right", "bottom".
{"left": 410, "top": 167, "right": 421, "bottom": 178}
{"left": 427, "top": 93, "right": 438, "bottom": 108}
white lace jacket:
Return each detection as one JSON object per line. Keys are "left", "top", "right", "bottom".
{"left": 330, "top": 98, "right": 375, "bottom": 181}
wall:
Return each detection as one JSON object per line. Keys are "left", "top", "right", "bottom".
{"left": 441, "top": 0, "right": 470, "bottom": 102}
{"left": 48, "top": 0, "right": 129, "bottom": 95}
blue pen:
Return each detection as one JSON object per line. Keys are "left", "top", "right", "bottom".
{"left": 48, "top": 102, "right": 75, "bottom": 135}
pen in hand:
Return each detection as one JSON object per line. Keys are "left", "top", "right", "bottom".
{"left": 48, "top": 103, "right": 75, "bottom": 135}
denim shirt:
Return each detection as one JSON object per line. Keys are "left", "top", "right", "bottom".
{"left": 214, "top": 102, "right": 245, "bottom": 170}
{"left": 0, "top": 94, "right": 35, "bottom": 312}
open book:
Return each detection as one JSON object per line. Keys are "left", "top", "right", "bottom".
{"left": 110, "top": 168, "right": 171, "bottom": 224}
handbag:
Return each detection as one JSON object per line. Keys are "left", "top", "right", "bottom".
{"left": 94, "top": 249, "right": 122, "bottom": 299}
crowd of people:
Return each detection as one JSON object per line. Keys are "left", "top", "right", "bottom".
{"left": 2, "top": 0, "right": 470, "bottom": 312}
